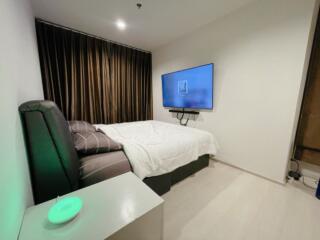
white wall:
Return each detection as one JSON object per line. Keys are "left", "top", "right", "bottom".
{"left": 152, "top": 0, "right": 318, "bottom": 183}
{"left": 0, "top": 0, "right": 43, "bottom": 239}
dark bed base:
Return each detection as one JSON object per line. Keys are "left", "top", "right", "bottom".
{"left": 143, "top": 154, "right": 210, "bottom": 195}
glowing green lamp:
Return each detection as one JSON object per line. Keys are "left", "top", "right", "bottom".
{"left": 48, "top": 196, "right": 83, "bottom": 224}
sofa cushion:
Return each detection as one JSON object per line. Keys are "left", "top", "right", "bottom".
{"left": 68, "top": 120, "right": 96, "bottom": 133}
{"left": 80, "top": 151, "right": 131, "bottom": 186}
{"left": 72, "top": 130, "right": 122, "bottom": 155}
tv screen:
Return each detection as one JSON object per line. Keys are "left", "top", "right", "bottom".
{"left": 162, "top": 63, "right": 213, "bottom": 109}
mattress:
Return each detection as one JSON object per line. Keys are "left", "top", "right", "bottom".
{"left": 96, "top": 120, "right": 218, "bottom": 179}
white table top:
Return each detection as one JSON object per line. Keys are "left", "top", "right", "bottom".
{"left": 19, "top": 172, "right": 164, "bottom": 240}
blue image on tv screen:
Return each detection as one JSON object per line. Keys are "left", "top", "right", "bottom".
{"left": 162, "top": 63, "right": 213, "bottom": 109}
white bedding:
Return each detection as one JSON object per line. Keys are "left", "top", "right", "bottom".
{"left": 96, "top": 121, "right": 218, "bottom": 179}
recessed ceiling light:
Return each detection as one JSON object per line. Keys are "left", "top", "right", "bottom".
{"left": 116, "top": 20, "right": 126, "bottom": 30}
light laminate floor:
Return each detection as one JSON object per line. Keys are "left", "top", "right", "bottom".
{"left": 163, "top": 161, "right": 320, "bottom": 240}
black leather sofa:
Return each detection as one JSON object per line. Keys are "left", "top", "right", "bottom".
{"left": 19, "top": 100, "right": 131, "bottom": 204}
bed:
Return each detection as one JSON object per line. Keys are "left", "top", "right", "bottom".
{"left": 96, "top": 120, "right": 219, "bottom": 194}
{"left": 19, "top": 100, "right": 218, "bottom": 202}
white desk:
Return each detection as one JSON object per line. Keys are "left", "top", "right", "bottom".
{"left": 19, "top": 172, "right": 164, "bottom": 240}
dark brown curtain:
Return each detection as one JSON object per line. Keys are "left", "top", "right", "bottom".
{"left": 35, "top": 20, "right": 152, "bottom": 124}
{"left": 294, "top": 10, "right": 320, "bottom": 166}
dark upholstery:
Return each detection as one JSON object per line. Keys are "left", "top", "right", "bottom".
{"left": 19, "top": 101, "right": 79, "bottom": 203}
{"left": 72, "top": 131, "right": 122, "bottom": 155}
{"left": 143, "top": 154, "right": 210, "bottom": 195}
{"left": 19, "top": 100, "right": 131, "bottom": 204}
{"left": 68, "top": 120, "right": 96, "bottom": 133}
{"left": 80, "top": 151, "right": 131, "bottom": 187}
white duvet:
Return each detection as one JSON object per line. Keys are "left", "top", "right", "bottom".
{"left": 96, "top": 121, "right": 218, "bottom": 179}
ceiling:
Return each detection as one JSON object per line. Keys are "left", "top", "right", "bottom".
{"left": 31, "top": 0, "right": 256, "bottom": 51}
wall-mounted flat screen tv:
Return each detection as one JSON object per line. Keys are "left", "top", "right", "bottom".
{"left": 162, "top": 63, "right": 213, "bottom": 109}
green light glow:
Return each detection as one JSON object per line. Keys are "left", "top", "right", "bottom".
{"left": 48, "top": 197, "right": 83, "bottom": 224}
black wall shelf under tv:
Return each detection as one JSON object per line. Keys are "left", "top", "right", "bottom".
{"left": 169, "top": 109, "right": 199, "bottom": 115}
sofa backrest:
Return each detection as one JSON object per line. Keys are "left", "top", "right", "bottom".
{"left": 19, "top": 100, "right": 79, "bottom": 204}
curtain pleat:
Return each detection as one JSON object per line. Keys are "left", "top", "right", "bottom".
{"left": 36, "top": 20, "right": 152, "bottom": 124}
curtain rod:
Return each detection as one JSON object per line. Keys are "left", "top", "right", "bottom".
{"left": 36, "top": 18, "right": 151, "bottom": 54}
